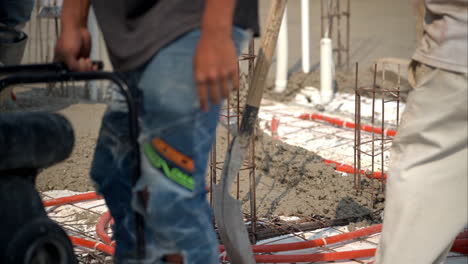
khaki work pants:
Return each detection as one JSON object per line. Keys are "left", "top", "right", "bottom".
{"left": 374, "top": 62, "right": 468, "bottom": 264}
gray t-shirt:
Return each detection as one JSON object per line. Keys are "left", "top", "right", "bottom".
{"left": 413, "top": 0, "right": 467, "bottom": 73}
{"left": 91, "top": 0, "right": 259, "bottom": 72}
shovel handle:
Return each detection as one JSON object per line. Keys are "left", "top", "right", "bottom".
{"left": 215, "top": 1, "right": 288, "bottom": 263}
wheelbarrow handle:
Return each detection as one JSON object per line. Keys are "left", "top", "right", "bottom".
{"left": 0, "top": 64, "right": 146, "bottom": 261}
{"left": 0, "top": 61, "right": 104, "bottom": 74}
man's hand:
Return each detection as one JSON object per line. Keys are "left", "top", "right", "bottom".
{"left": 194, "top": 0, "right": 237, "bottom": 112}
{"left": 55, "top": 27, "right": 97, "bottom": 72}
{"left": 54, "top": 0, "right": 95, "bottom": 72}
{"left": 194, "top": 32, "right": 238, "bottom": 112}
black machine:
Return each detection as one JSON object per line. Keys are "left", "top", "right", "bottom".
{"left": 0, "top": 63, "right": 146, "bottom": 263}
{"left": 0, "top": 111, "right": 77, "bottom": 263}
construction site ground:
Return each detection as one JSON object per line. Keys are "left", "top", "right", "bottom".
{"left": 20, "top": 65, "right": 466, "bottom": 263}
{"left": 7, "top": 0, "right": 467, "bottom": 263}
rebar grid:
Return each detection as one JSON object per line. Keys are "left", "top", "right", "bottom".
{"left": 320, "top": 0, "right": 351, "bottom": 68}
{"left": 208, "top": 39, "right": 258, "bottom": 242}
{"left": 259, "top": 108, "right": 359, "bottom": 163}
{"left": 241, "top": 215, "right": 380, "bottom": 264}
{"left": 354, "top": 62, "right": 404, "bottom": 194}
{"left": 42, "top": 192, "right": 109, "bottom": 263}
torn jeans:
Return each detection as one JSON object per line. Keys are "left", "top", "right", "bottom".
{"left": 90, "top": 27, "right": 250, "bottom": 263}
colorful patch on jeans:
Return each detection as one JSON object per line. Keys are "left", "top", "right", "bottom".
{"left": 143, "top": 143, "right": 194, "bottom": 191}
{"left": 152, "top": 138, "right": 194, "bottom": 173}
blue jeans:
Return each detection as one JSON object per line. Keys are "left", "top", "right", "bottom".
{"left": 90, "top": 28, "right": 250, "bottom": 263}
{"left": 0, "top": 0, "right": 34, "bottom": 27}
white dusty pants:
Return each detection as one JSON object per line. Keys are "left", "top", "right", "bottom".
{"left": 374, "top": 62, "right": 468, "bottom": 264}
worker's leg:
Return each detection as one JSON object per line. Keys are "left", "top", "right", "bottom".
{"left": 374, "top": 62, "right": 468, "bottom": 264}
{"left": 131, "top": 28, "right": 250, "bottom": 264}
{"left": 91, "top": 27, "right": 250, "bottom": 263}
{"left": 90, "top": 76, "right": 162, "bottom": 262}
{"left": 90, "top": 92, "right": 140, "bottom": 260}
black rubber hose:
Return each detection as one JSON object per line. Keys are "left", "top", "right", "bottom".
{"left": 0, "top": 112, "right": 74, "bottom": 171}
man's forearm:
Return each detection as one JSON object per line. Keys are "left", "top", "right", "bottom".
{"left": 201, "top": 0, "right": 236, "bottom": 35}
{"left": 61, "top": 0, "right": 90, "bottom": 30}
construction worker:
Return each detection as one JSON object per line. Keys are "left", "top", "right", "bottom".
{"left": 55, "top": 1, "right": 258, "bottom": 263}
{"left": 375, "top": 0, "right": 467, "bottom": 263}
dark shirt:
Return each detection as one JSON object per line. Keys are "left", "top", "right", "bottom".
{"left": 91, "top": 0, "right": 259, "bottom": 71}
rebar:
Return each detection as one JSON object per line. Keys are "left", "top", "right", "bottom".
{"left": 320, "top": 0, "right": 351, "bottom": 68}
{"left": 371, "top": 64, "right": 377, "bottom": 176}
{"left": 354, "top": 62, "right": 404, "bottom": 193}
{"left": 208, "top": 38, "right": 257, "bottom": 240}
{"left": 381, "top": 64, "right": 386, "bottom": 192}
{"left": 354, "top": 62, "right": 361, "bottom": 189}
{"left": 247, "top": 39, "right": 257, "bottom": 243}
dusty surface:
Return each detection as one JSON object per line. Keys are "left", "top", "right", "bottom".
{"left": 36, "top": 101, "right": 105, "bottom": 192}
{"left": 264, "top": 66, "right": 411, "bottom": 105}
{"left": 211, "top": 121, "right": 383, "bottom": 223}
{"left": 253, "top": 131, "right": 383, "bottom": 220}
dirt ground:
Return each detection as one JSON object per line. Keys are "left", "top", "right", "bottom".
{"left": 36, "top": 102, "right": 103, "bottom": 192}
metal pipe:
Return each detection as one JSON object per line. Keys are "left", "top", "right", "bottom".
{"left": 396, "top": 64, "right": 401, "bottom": 126}
{"left": 354, "top": 62, "right": 358, "bottom": 189}
{"left": 320, "top": 0, "right": 324, "bottom": 38}
{"left": 371, "top": 64, "right": 377, "bottom": 175}
{"left": 355, "top": 63, "right": 362, "bottom": 190}
{"left": 209, "top": 142, "right": 216, "bottom": 205}
{"left": 88, "top": 8, "right": 100, "bottom": 101}
{"left": 381, "top": 64, "right": 385, "bottom": 192}
{"left": 248, "top": 39, "right": 257, "bottom": 240}
{"left": 346, "top": 0, "right": 350, "bottom": 68}
{"left": 301, "top": 0, "right": 310, "bottom": 73}
{"left": 337, "top": 0, "right": 342, "bottom": 66}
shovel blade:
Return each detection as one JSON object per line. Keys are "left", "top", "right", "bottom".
{"left": 212, "top": 134, "right": 255, "bottom": 264}
{"left": 213, "top": 185, "right": 255, "bottom": 264}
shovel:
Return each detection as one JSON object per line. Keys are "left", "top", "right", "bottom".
{"left": 213, "top": 1, "right": 288, "bottom": 263}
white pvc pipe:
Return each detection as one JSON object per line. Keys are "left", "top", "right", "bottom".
{"left": 274, "top": 6, "right": 288, "bottom": 93}
{"left": 301, "top": 0, "right": 310, "bottom": 73}
{"left": 320, "top": 37, "right": 334, "bottom": 105}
